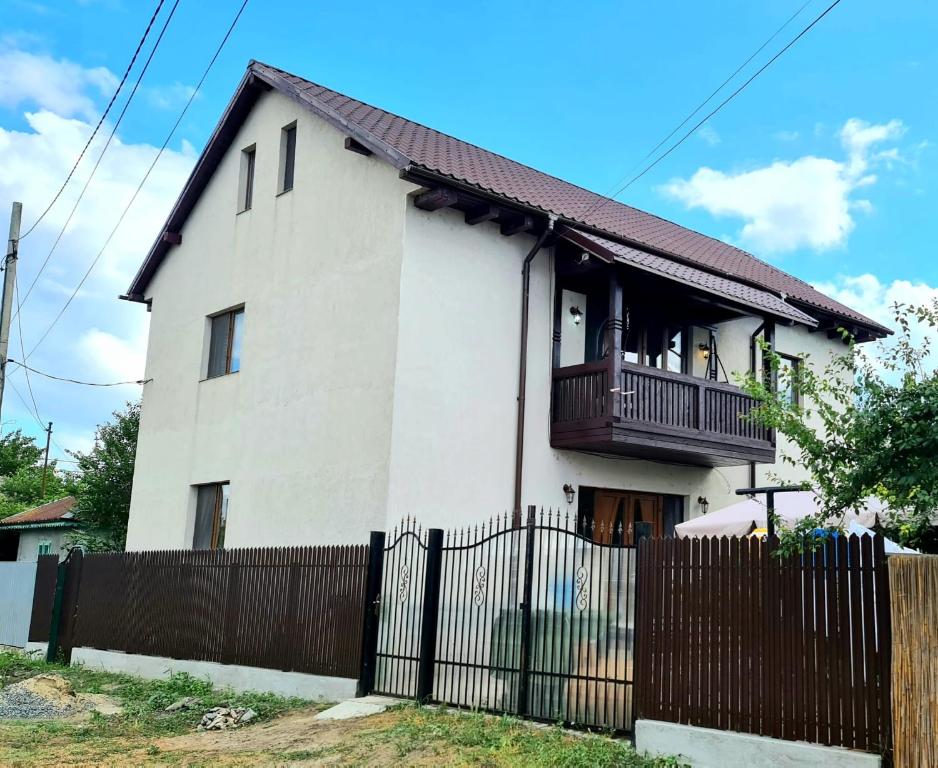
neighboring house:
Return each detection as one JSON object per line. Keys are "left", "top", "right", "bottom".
{"left": 122, "top": 61, "right": 890, "bottom": 552}
{"left": 0, "top": 496, "right": 78, "bottom": 561}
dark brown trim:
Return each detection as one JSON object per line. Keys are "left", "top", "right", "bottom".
{"left": 161, "top": 231, "right": 182, "bottom": 245}
{"left": 344, "top": 137, "right": 373, "bottom": 156}
{"left": 414, "top": 187, "right": 458, "bottom": 211}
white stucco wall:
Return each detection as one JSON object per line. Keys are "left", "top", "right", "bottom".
{"left": 127, "top": 89, "right": 853, "bottom": 549}
{"left": 15, "top": 529, "right": 71, "bottom": 561}
{"left": 126, "top": 89, "right": 416, "bottom": 550}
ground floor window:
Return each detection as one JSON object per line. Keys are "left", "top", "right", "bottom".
{"left": 37, "top": 540, "right": 52, "bottom": 556}
{"left": 193, "top": 483, "right": 230, "bottom": 550}
{"left": 577, "top": 488, "right": 685, "bottom": 544}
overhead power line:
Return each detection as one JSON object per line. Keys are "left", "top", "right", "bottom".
{"left": 16, "top": 0, "right": 182, "bottom": 316}
{"left": 19, "top": 0, "right": 169, "bottom": 241}
{"left": 583, "top": 0, "right": 813, "bottom": 220}
{"left": 12, "top": 278, "right": 42, "bottom": 424}
{"left": 25, "top": 0, "right": 251, "bottom": 359}
{"left": 581, "top": 0, "right": 844, "bottom": 222}
{"left": 7, "top": 359, "right": 150, "bottom": 387}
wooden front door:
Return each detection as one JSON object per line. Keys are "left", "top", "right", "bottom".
{"left": 591, "top": 490, "right": 663, "bottom": 544}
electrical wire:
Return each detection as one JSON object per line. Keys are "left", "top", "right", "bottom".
{"left": 580, "top": 0, "right": 845, "bottom": 222}
{"left": 12, "top": 278, "right": 43, "bottom": 426}
{"left": 19, "top": 0, "right": 168, "bottom": 240}
{"left": 581, "top": 0, "right": 813, "bottom": 221}
{"left": 15, "top": 0, "right": 182, "bottom": 316}
{"left": 24, "top": 0, "right": 251, "bottom": 359}
{"left": 7, "top": 359, "right": 150, "bottom": 387}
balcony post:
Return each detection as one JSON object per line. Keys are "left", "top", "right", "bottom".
{"left": 607, "top": 268, "right": 623, "bottom": 420}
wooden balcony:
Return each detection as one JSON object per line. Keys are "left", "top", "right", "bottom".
{"left": 550, "top": 361, "right": 775, "bottom": 467}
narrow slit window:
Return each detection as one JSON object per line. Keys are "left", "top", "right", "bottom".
{"left": 206, "top": 307, "right": 245, "bottom": 378}
{"left": 193, "top": 483, "right": 229, "bottom": 550}
{"left": 239, "top": 145, "right": 255, "bottom": 211}
{"left": 279, "top": 123, "right": 296, "bottom": 193}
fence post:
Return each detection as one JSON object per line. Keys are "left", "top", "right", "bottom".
{"left": 358, "top": 531, "right": 386, "bottom": 697}
{"left": 516, "top": 506, "right": 536, "bottom": 717}
{"left": 416, "top": 528, "right": 444, "bottom": 702}
{"left": 46, "top": 548, "right": 83, "bottom": 664}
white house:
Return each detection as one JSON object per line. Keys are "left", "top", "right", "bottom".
{"left": 122, "top": 61, "right": 889, "bottom": 552}
{"left": 0, "top": 496, "right": 79, "bottom": 561}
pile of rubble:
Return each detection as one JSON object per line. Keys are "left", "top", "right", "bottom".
{"left": 164, "top": 696, "right": 257, "bottom": 731}
{"left": 0, "top": 674, "right": 94, "bottom": 720}
{"left": 197, "top": 705, "right": 257, "bottom": 731}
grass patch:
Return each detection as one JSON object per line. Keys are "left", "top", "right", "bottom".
{"left": 356, "top": 705, "right": 685, "bottom": 767}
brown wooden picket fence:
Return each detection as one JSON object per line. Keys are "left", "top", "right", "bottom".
{"left": 67, "top": 546, "right": 369, "bottom": 679}
{"left": 27, "top": 554, "right": 60, "bottom": 642}
{"left": 634, "top": 535, "right": 892, "bottom": 755}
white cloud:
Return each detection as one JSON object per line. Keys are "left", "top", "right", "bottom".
{"left": 0, "top": 47, "right": 195, "bottom": 454}
{"left": 813, "top": 274, "right": 938, "bottom": 372}
{"left": 660, "top": 118, "right": 906, "bottom": 253}
{"left": 0, "top": 49, "right": 118, "bottom": 120}
{"left": 774, "top": 130, "right": 800, "bottom": 142}
{"left": 697, "top": 124, "right": 720, "bottom": 146}
{"left": 813, "top": 273, "right": 938, "bottom": 329}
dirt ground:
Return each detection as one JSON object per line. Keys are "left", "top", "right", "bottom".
{"left": 151, "top": 708, "right": 434, "bottom": 766}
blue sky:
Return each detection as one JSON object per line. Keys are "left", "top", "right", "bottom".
{"left": 0, "top": 0, "right": 936, "bottom": 459}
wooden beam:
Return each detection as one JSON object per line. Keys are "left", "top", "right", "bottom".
{"left": 414, "top": 187, "right": 458, "bottom": 211}
{"left": 161, "top": 231, "right": 182, "bottom": 245}
{"left": 465, "top": 204, "right": 499, "bottom": 225}
{"left": 344, "top": 137, "right": 373, "bottom": 156}
{"left": 500, "top": 213, "right": 534, "bottom": 236}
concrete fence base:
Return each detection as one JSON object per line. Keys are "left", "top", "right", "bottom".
{"left": 636, "top": 720, "right": 881, "bottom": 768}
{"left": 70, "top": 648, "right": 357, "bottom": 702}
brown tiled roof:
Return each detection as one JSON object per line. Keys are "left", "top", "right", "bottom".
{"left": 0, "top": 496, "right": 76, "bottom": 525}
{"left": 563, "top": 230, "right": 818, "bottom": 327}
{"left": 128, "top": 61, "right": 890, "bottom": 337}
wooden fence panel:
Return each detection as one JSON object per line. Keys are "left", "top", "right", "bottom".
{"left": 69, "top": 545, "right": 369, "bottom": 679}
{"left": 27, "top": 554, "right": 59, "bottom": 642}
{"left": 635, "top": 535, "right": 891, "bottom": 755}
{"left": 889, "top": 554, "right": 937, "bottom": 768}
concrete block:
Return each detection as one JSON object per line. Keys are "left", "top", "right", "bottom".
{"left": 314, "top": 695, "right": 404, "bottom": 721}
{"left": 71, "top": 647, "right": 357, "bottom": 702}
{"left": 636, "top": 719, "right": 881, "bottom": 768}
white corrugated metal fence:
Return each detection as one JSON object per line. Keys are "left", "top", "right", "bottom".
{"left": 0, "top": 561, "right": 38, "bottom": 647}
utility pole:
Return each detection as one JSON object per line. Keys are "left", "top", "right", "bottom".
{"left": 40, "top": 421, "right": 53, "bottom": 498}
{"left": 0, "top": 202, "right": 22, "bottom": 425}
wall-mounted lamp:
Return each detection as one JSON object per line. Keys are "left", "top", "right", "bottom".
{"left": 563, "top": 483, "right": 576, "bottom": 505}
{"left": 697, "top": 495, "right": 709, "bottom": 515}
{"left": 697, "top": 343, "right": 711, "bottom": 360}
{"left": 569, "top": 306, "right": 583, "bottom": 326}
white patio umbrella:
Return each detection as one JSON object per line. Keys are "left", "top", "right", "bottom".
{"left": 846, "top": 520, "right": 919, "bottom": 554}
{"left": 674, "top": 491, "right": 887, "bottom": 538}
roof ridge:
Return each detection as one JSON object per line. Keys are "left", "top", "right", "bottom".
{"left": 253, "top": 62, "right": 875, "bottom": 323}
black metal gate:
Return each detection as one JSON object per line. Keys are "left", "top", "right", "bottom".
{"left": 361, "top": 507, "right": 639, "bottom": 732}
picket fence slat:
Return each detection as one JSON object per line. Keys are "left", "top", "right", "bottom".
{"left": 635, "top": 534, "right": 891, "bottom": 755}
{"left": 63, "top": 545, "right": 368, "bottom": 679}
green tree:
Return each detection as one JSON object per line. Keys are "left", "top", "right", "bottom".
{"left": 0, "top": 462, "right": 78, "bottom": 518}
{"left": 741, "top": 300, "right": 938, "bottom": 554}
{"left": 70, "top": 401, "right": 140, "bottom": 551}
{"left": 0, "top": 430, "right": 43, "bottom": 477}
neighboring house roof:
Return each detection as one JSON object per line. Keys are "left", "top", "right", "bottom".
{"left": 0, "top": 496, "right": 78, "bottom": 531}
{"left": 126, "top": 60, "right": 891, "bottom": 338}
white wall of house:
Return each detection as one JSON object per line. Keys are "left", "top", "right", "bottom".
{"left": 126, "top": 89, "right": 416, "bottom": 550}
{"left": 15, "top": 529, "right": 72, "bottom": 561}
{"left": 126, "top": 89, "right": 854, "bottom": 550}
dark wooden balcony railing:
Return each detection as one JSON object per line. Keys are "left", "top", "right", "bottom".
{"left": 551, "top": 360, "right": 775, "bottom": 467}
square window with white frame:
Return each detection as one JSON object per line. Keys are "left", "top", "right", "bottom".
{"left": 193, "top": 483, "right": 230, "bottom": 550}
{"left": 206, "top": 307, "right": 244, "bottom": 378}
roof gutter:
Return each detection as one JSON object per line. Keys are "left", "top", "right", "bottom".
{"left": 513, "top": 215, "right": 557, "bottom": 521}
